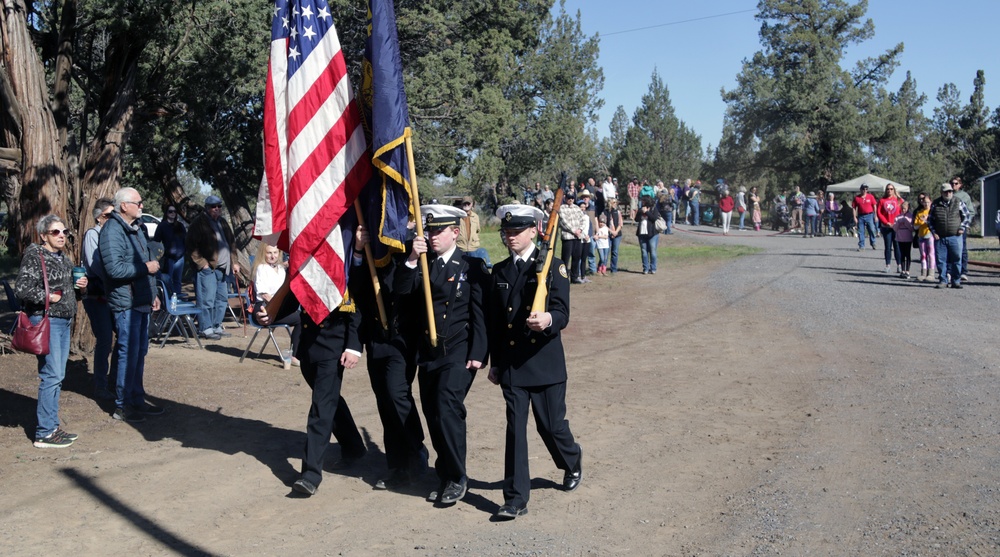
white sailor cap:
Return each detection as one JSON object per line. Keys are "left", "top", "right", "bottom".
{"left": 495, "top": 204, "right": 544, "bottom": 229}
{"left": 421, "top": 204, "right": 466, "bottom": 229}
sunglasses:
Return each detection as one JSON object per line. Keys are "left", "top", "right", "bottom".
{"left": 167, "top": 210, "right": 177, "bottom": 214}
{"left": 207, "top": 204, "right": 222, "bottom": 209}
{"left": 47, "top": 229, "right": 67, "bottom": 236}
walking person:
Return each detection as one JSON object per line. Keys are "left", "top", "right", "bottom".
{"left": 17, "top": 215, "right": 89, "bottom": 448}
{"left": 823, "top": 192, "right": 841, "bottom": 235}
{"left": 913, "top": 194, "right": 935, "bottom": 281}
{"left": 876, "top": 184, "right": 903, "bottom": 273}
{"left": 486, "top": 205, "right": 583, "bottom": 520}
{"left": 852, "top": 184, "right": 878, "bottom": 251}
{"left": 394, "top": 205, "right": 489, "bottom": 506}
{"left": 351, "top": 224, "right": 429, "bottom": 491}
{"left": 928, "top": 182, "right": 971, "bottom": 289}
{"left": 892, "top": 201, "right": 915, "bottom": 279}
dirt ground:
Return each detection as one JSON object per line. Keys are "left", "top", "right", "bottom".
{"left": 2, "top": 230, "right": 999, "bottom": 556}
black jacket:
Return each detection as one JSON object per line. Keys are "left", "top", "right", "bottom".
{"left": 487, "top": 249, "right": 570, "bottom": 387}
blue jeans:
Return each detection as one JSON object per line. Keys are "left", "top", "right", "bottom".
{"left": 609, "top": 234, "right": 622, "bottom": 272}
{"left": 805, "top": 215, "right": 819, "bottom": 236}
{"left": 691, "top": 201, "right": 701, "bottom": 225}
{"left": 825, "top": 213, "right": 838, "bottom": 234}
{"left": 195, "top": 267, "right": 228, "bottom": 333}
{"left": 880, "top": 226, "right": 900, "bottom": 266}
{"left": 35, "top": 316, "right": 71, "bottom": 439}
{"left": 161, "top": 257, "right": 185, "bottom": 299}
{"left": 936, "top": 236, "right": 962, "bottom": 285}
{"left": 857, "top": 213, "right": 877, "bottom": 248}
{"left": 639, "top": 235, "right": 659, "bottom": 272}
{"left": 113, "top": 309, "right": 150, "bottom": 408}
{"left": 597, "top": 247, "right": 609, "bottom": 268}
{"left": 586, "top": 241, "right": 597, "bottom": 274}
{"left": 738, "top": 210, "right": 746, "bottom": 230}
{"left": 960, "top": 231, "right": 968, "bottom": 275}
{"left": 83, "top": 297, "right": 114, "bottom": 391}
{"left": 663, "top": 212, "right": 673, "bottom": 234}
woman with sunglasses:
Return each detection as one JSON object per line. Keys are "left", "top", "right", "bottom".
{"left": 15, "top": 215, "right": 88, "bottom": 448}
{"left": 152, "top": 205, "right": 187, "bottom": 298}
{"left": 876, "top": 184, "right": 903, "bottom": 273}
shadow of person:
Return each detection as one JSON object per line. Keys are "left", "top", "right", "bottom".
{"left": 0, "top": 388, "right": 38, "bottom": 440}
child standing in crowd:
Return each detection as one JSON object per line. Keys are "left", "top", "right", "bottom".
{"left": 892, "top": 201, "right": 915, "bottom": 279}
{"left": 752, "top": 200, "right": 762, "bottom": 231}
{"left": 594, "top": 214, "right": 610, "bottom": 276}
{"left": 913, "top": 195, "right": 935, "bottom": 282}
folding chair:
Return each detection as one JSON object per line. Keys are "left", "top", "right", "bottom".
{"left": 224, "top": 273, "right": 248, "bottom": 334}
{"left": 155, "top": 279, "right": 203, "bottom": 349}
{"left": 239, "top": 282, "right": 292, "bottom": 363}
{"left": 2, "top": 278, "right": 21, "bottom": 335}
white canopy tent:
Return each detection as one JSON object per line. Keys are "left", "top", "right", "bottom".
{"left": 824, "top": 173, "right": 911, "bottom": 194}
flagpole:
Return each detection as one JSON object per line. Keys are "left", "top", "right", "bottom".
{"left": 403, "top": 129, "right": 437, "bottom": 347}
{"left": 353, "top": 199, "right": 389, "bottom": 330}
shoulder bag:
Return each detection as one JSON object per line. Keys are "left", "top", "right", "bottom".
{"left": 12, "top": 254, "right": 51, "bottom": 355}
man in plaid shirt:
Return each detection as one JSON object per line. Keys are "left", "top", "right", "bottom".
{"left": 627, "top": 179, "right": 640, "bottom": 220}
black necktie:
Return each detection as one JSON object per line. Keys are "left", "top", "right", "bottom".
{"left": 515, "top": 258, "right": 524, "bottom": 272}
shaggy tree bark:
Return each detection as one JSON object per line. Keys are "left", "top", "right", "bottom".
{"left": 1, "top": 0, "right": 69, "bottom": 250}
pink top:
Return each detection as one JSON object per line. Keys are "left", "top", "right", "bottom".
{"left": 892, "top": 212, "right": 915, "bottom": 243}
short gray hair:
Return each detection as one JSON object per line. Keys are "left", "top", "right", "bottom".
{"left": 92, "top": 197, "right": 114, "bottom": 220}
{"left": 113, "top": 187, "right": 139, "bottom": 212}
{"left": 36, "top": 214, "right": 64, "bottom": 237}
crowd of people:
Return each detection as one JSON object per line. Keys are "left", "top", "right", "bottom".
{"left": 14, "top": 192, "right": 584, "bottom": 521}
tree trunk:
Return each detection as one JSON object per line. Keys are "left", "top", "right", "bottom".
{"left": 2, "top": 0, "right": 70, "bottom": 250}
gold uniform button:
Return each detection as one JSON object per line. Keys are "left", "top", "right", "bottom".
{"left": 525, "top": 306, "right": 530, "bottom": 311}
{"left": 442, "top": 314, "right": 446, "bottom": 319}
{"left": 508, "top": 307, "right": 513, "bottom": 312}
{"left": 507, "top": 324, "right": 513, "bottom": 329}
{"left": 509, "top": 340, "right": 515, "bottom": 346}
{"left": 530, "top": 339, "right": 536, "bottom": 344}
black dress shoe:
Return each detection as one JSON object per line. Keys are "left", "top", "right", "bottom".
{"left": 495, "top": 504, "right": 528, "bottom": 519}
{"left": 439, "top": 480, "right": 467, "bottom": 504}
{"left": 563, "top": 448, "right": 583, "bottom": 491}
{"left": 292, "top": 478, "right": 317, "bottom": 496}
{"left": 374, "top": 469, "right": 411, "bottom": 491}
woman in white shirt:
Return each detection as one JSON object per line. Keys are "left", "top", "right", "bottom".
{"left": 251, "top": 243, "right": 301, "bottom": 365}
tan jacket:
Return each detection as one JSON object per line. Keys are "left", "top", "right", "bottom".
{"left": 457, "top": 210, "right": 481, "bottom": 251}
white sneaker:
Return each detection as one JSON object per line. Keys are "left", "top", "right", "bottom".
{"left": 884, "top": 265, "right": 891, "bottom": 273}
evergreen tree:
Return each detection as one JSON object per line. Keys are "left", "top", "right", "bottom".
{"left": 721, "top": 0, "right": 902, "bottom": 188}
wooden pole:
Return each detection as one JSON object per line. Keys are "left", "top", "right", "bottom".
{"left": 353, "top": 198, "right": 389, "bottom": 329}
{"left": 404, "top": 131, "right": 437, "bottom": 347}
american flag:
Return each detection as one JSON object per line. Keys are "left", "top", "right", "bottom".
{"left": 257, "top": 0, "right": 371, "bottom": 323}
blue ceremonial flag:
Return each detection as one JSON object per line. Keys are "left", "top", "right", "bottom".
{"left": 360, "top": 0, "right": 413, "bottom": 265}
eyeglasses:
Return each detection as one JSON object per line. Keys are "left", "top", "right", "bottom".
{"left": 166, "top": 210, "right": 177, "bottom": 214}
{"left": 124, "top": 200, "right": 143, "bottom": 207}
{"left": 207, "top": 204, "right": 222, "bottom": 209}
{"left": 47, "top": 229, "right": 67, "bottom": 236}
{"left": 950, "top": 182, "right": 960, "bottom": 186}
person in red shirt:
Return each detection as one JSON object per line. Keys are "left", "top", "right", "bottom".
{"left": 852, "top": 183, "right": 878, "bottom": 251}
{"left": 719, "top": 189, "right": 736, "bottom": 235}
{"left": 875, "top": 184, "right": 904, "bottom": 272}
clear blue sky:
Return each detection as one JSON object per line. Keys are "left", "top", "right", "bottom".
{"left": 561, "top": 0, "right": 1000, "bottom": 150}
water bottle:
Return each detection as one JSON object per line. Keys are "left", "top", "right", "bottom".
{"left": 170, "top": 293, "right": 177, "bottom": 312}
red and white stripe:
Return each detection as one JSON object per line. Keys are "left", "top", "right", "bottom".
{"left": 257, "top": 8, "right": 371, "bottom": 323}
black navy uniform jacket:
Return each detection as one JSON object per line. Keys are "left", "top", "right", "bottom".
{"left": 350, "top": 254, "right": 418, "bottom": 357}
{"left": 393, "top": 249, "right": 489, "bottom": 367}
{"left": 487, "top": 249, "right": 571, "bottom": 387}
{"left": 297, "top": 303, "right": 362, "bottom": 365}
